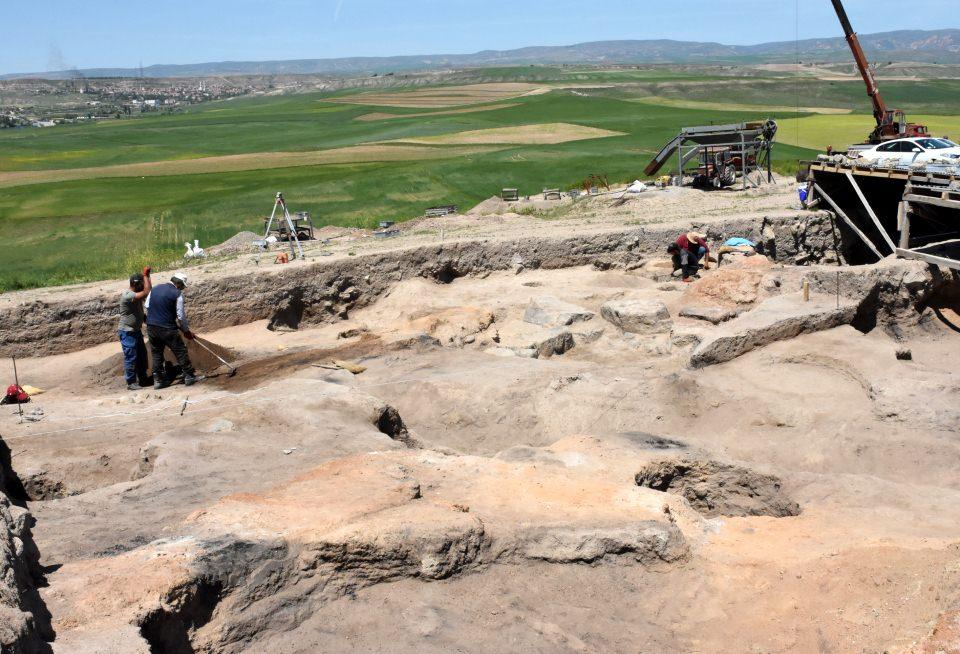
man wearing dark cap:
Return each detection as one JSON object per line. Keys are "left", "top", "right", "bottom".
{"left": 118, "top": 267, "right": 153, "bottom": 390}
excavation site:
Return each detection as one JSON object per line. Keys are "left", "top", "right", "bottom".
{"left": 1, "top": 176, "right": 959, "bottom": 653}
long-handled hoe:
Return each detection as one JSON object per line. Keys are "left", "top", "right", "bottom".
{"left": 193, "top": 338, "right": 238, "bottom": 378}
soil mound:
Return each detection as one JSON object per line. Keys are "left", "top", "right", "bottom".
{"left": 206, "top": 231, "right": 260, "bottom": 257}
{"left": 89, "top": 337, "right": 239, "bottom": 386}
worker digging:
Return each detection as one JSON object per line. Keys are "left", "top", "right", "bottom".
{"left": 144, "top": 271, "right": 200, "bottom": 390}
{"left": 117, "top": 266, "right": 153, "bottom": 390}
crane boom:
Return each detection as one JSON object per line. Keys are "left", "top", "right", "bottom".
{"left": 829, "top": 0, "right": 928, "bottom": 143}
{"left": 830, "top": 0, "right": 886, "bottom": 125}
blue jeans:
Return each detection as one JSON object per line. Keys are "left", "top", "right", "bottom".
{"left": 118, "top": 329, "right": 149, "bottom": 385}
{"left": 673, "top": 247, "right": 707, "bottom": 278}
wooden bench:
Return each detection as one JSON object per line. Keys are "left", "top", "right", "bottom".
{"left": 425, "top": 205, "right": 458, "bottom": 218}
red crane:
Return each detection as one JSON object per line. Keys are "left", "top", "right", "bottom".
{"left": 831, "top": 0, "right": 929, "bottom": 144}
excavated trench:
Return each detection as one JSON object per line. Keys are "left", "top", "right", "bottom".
{"left": 139, "top": 578, "right": 225, "bottom": 654}
{"left": 3, "top": 212, "right": 848, "bottom": 359}
{"left": 9, "top": 211, "right": 960, "bottom": 653}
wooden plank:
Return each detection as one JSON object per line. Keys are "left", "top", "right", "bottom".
{"left": 913, "top": 237, "right": 960, "bottom": 250}
{"left": 812, "top": 183, "right": 886, "bottom": 260}
{"left": 900, "top": 203, "right": 911, "bottom": 250}
{"left": 896, "top": 248, "right": 960, "bottom": 271}
{"left": 904, "top": 193, "right": 960, "bottom": 211}
{"left": 845, "top": 172, "right": 897, "bottom": 253}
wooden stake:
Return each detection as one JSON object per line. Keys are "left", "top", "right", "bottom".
{"left": 802, "top": 279, "right": 810, "bottom": 302}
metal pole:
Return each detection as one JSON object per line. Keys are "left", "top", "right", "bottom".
{"left": 281, "top": 202, "right": 303, "bottom": 260}
{"left": 741, "top": 132, "right": 747, "bottom": 191}
{"left": 767, "top": 142, "right": 773, "bottom": 183}
{"left": 11, "top": 356, "right": 23, "bottom": 419}
{"left": 263, "top": 198, "right": 280, "bottom": 240}
{"left": 677, "top": 138, "right": 683, "bottom": 187}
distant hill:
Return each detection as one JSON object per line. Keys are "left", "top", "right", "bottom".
{"left": 5, "top": 29, "right": 960, "bottom": 80}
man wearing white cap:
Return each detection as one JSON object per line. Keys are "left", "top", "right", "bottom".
{"left": 145, "top": 271, "right": 198, "bottom": 389}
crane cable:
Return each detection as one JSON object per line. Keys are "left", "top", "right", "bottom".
{"left": 795, "top": 0, "right": 801, "bottom": 154}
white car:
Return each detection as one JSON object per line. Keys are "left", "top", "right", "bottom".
{"left": 855, "top": 137, "right": 960, "bottom": 166}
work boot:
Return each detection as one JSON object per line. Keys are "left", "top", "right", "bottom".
{"left": 183, "top": 373, "right": 198, "bottom": 387}
{"left": 127, "top": 383, "right": 140, "bottom": 391}
{"left": 154, "top": 378, "right": 170, "bottom": 390}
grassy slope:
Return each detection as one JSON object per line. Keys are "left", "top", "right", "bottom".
{"left": 776, "top": 114, "right": 960, "bottom": 150}
{"left": 0, "top": 74, "right": 898, "bottom": 292}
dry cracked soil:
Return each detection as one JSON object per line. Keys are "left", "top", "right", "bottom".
{"left": 1, "top": 181, "right": 960, "bottom": 653}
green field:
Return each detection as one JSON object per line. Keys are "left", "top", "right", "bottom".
{"left": 1, "top": 69, "right": 957, "bottom": 292}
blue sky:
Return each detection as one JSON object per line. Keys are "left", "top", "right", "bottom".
{"left": 1, "top": 0, "right": 955, "bottom": 74}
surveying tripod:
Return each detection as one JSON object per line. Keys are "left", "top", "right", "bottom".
{"left": 263, "top": 192, "right": 305, "bottom": 260}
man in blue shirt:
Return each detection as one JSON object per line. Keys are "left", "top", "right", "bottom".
{"left": 145, "top": 272, "right": 198, "bottom": 390}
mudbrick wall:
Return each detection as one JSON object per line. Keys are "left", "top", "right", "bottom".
{"left": 0, "top": 210, "right": 888, "bottom": 358}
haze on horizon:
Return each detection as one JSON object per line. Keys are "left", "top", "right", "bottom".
{"left": 3, "top": 0, "right": 956, "bottom": 76}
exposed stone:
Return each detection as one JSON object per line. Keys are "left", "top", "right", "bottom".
{"left": 523, "top": 296, "right": 595, "bottom": 328}
{"left": 635, "top": 458, "right": 801, "bottom": 518}
{"left": 670, "top": 325, "right": 708, "bottom": 348}
{"left": 690, "top": 293, "right": 858, "bottom": 367}
{"left": 678, "top": 306, "right": 741, "bottom": 325}
{"left": 896, "top": 348, "right": 913, "bottom": 361}
{"left": 517, "top": 523, "right": 687, "bottom": 564}
{"left": 681, "top": 266, "right": 767, "bottom": 307}
{"left": 0, "top": 439, "right": 52, "bottom": 653}
{"left": 497, "top": 320, "right": 577, "bottom": 359}
{"left": 601, "top": 299, "right": 672, "bottom": 334}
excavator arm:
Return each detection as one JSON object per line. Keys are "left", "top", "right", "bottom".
{"left": 830, "top": 0, "right": 887, "bottom": 125}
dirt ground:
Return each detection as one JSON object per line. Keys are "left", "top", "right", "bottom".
{"left": 2, "top": 182, "right": 959, "bottom": 653}
{"left": 390, "top": 122, "right": 624, "bottom": 145}
{"left": 328, "top": 82, "right": 546, "bottom": 108}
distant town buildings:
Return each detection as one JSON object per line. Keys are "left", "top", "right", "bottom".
{"left": 0, "top": 77, "right": 255, "bottom": 128}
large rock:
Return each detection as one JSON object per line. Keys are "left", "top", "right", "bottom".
{"left": 690, "top": 292, "right": 858, "bottom": 367}
{"left": 681, "top": 264, "right": 770, "bottom": 308}
{"left": 495, "top": 320, "right": 576, "bottom": 359}
{"left": 601, "top": 299, "right": 672, "bottom": 334}
{"left": 523, "top": 296, "right": 595, "bottom": 328}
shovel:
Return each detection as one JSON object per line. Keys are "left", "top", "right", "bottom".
{"left": 192, "top": 338, "right": 238, "bottom": 377}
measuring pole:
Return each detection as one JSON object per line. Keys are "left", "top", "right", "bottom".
{"left": 11, "top": 356, "right": 23, "bottom": 419}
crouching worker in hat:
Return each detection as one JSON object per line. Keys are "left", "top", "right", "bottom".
{"left": 118, "top": 267, "right": 153, "bottom": 390}
{"left": 145, "top": 271, "right": 199, "bottom": 390}
{"left": 669, "top": 231, "right": 711, "bottom": 283}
